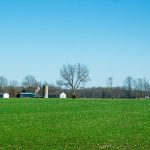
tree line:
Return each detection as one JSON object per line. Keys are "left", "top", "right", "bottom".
{"left": 0, "top": 75, "right": 150, "bottom": 99}
{"left": 0, "top": 63, "right": 150, "bottom": 99}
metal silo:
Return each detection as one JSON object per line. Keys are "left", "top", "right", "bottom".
{"left": 43, "top": 85, "right": 48, "bottom": 98}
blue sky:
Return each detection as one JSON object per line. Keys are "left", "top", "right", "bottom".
{"left": 0, "top": 0, "right": 150, "bottom": 87}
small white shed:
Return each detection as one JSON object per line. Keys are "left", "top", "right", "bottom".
{"left": 3, "top": 93, "right": 9, "bottom": 98}
{"left": 60, "top": 92, "right": 67, "bottom": 98}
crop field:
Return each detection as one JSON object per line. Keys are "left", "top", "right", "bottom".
{"left": 0, "top": 98, "right": 150, "bottom": 150}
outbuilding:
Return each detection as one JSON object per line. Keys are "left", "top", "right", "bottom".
{"left": 3, "top": 93, "right": 9, "bottom": 98}
{"left": 60, "top": 92, "right": 67, "bottom": 98}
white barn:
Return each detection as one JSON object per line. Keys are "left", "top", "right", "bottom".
{"left": 3, "top": 93, "right": 9, "bottom": 98}
{"left": 60, "top": 92, "right": 67, "bottom": 98}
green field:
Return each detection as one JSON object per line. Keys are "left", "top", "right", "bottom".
{"left": 0, "top": 98, "right": 150, "bottom": 150}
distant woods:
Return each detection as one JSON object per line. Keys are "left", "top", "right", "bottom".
{"left": 77, "top": 76, "right": 150, "bottom": 99}
{"left": 0, "top": 73, "right": 150, "bottom": 99}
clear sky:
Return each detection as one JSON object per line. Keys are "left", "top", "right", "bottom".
{"left": 0, "top": 0, "right": 150, "bottom": 87}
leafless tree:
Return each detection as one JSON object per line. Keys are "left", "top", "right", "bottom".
{"left": 107, "top": 77, "right": 113, "bottom": 88}
{"left": 107, "top": 77, "right": 113, "bottom": 98}
{"left": 10, "top": 80, "right": 19, "bottom": 87}
{"left": 133, "top": 79, "right": 139, "bottom": 98}
{"left": 124, "top": 76, "right": 134, "bottom": 98}
{"left": 22, "top": 75, "right": 39, "bottom": 92}
{"left": 0, "top": 76, "right": 8, "bottom": 93}
{"left": 147, "top": 83, "right": 150, "bottom": 98}
{"left": 137, "top": 78, "right": 143, "bottom": 98}
{"left": 57, "top": 63, "right": 90, "bottom": 98}
{"left": 9, "top": 80, "right": 20, "bottom": 97}
{"left": 143, "top": 77, "right": 149, "bottom": 98}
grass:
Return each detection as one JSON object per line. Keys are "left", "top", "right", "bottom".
{"left": 0, "top": 98, "right": 150, "bottom": 150}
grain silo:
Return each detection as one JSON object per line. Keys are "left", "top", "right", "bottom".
{"left": 43, "top": 85, "right": 48, "bottom": 98}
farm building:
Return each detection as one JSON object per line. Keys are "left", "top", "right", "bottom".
{"left": 3, "top": 93, "right": 9, "bottom": 98}
{"left": 20, "top": 92, "right": 35, "bottom": 98}
{"left": 60, "top": 92, "right": 67, "bottom": 98}
{"left": 0, "top": 93, "right": 9, "bottom": 98}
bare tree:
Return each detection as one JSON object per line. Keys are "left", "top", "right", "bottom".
{"left": 22, "top": 75, "right": 39, "bottom": 92}
{"left": 147, "top": 83, "right": 150, "bottom": 98}
{"left": 10, "top": 80, "right": 19, "bottom": 87}
{"left": 137, "top": 78, "right": 143, "bottom": 98}
{"left": 9, "top": 80, "right": 20, "bottom": 98}
{"left": 133, "top": 79, "right": 139, "bottom": 98}
{"left": 57, "top": 63, "right": 90, "bottom": 98}
{"left": 124, "top": 76, "right": 134, "bottom": 98}
{"left": 0, "top": 76, "right": 8, "bottom": 93}
{"left": 107, "top": 77, "right": 113, "bottom": 98}
{"left": 143, "top": 77, "right": 149, "bottom": 98}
